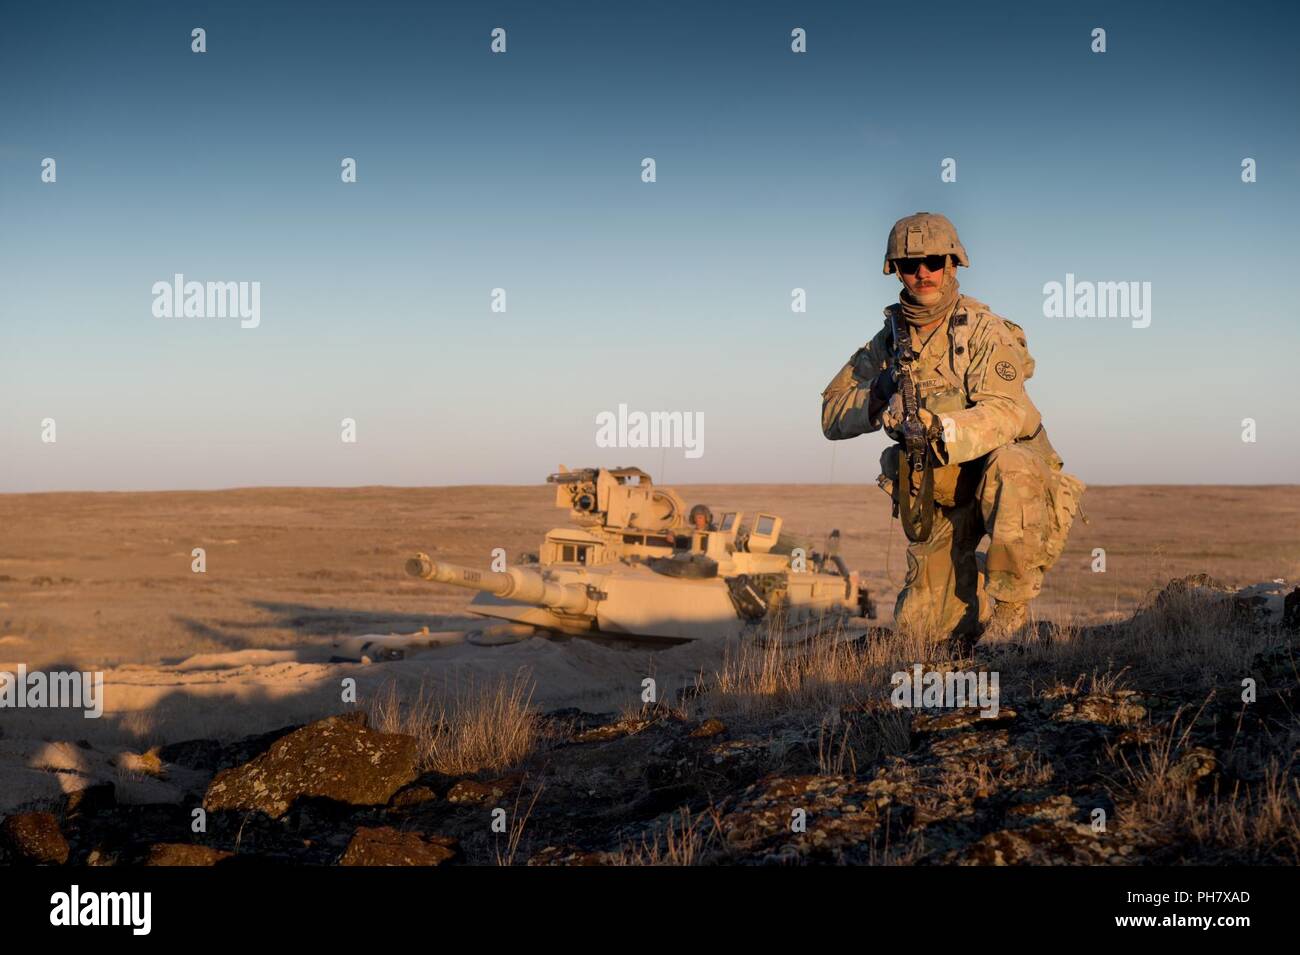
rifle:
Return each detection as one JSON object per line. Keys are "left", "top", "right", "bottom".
{"left": 889, "top": 314, "right": 935, "bottom": 543}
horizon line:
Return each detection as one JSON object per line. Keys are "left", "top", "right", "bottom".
{"left": 3, "top": 481, "right": 1298, "bottom": 497}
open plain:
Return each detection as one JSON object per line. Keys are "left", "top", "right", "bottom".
{"left": 0, "top": 484, "right": 1296, "bottom": 865}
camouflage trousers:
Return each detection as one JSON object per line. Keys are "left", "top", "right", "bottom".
{"left": 893, "top": 443, "right": 1074, "bottom": 641}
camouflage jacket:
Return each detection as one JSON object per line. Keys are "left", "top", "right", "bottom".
{"left": 820, "top": 295, "right": 1045, "bottom": 466}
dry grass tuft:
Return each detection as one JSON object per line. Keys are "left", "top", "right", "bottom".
{"left": 1109, "top": 710, "right": 1300, "bottom": 863}
{"left": 613, "top": 807, "right": 721, "bottom": 866}
{"left": 369, "top": 669, "right": 539, "bottom": 776}
{"left": 702, "top": 620, "right": 935, "bottom": 721}
{"left": 816, "top": 706, "right": 912, "bottom": 776}
{"left": 494, "top": 778, "right": 544, "bottom": 867}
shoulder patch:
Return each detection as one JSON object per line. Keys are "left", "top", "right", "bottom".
{"left": 1000, "top": 318, "right": 1028, "bottom": 347}
{"left": 995, "top": 360, "right": 1018, "bottom": 381}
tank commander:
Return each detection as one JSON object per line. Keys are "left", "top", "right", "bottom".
{"left": 689, "top": 505, "right": 715, "bottom": 531}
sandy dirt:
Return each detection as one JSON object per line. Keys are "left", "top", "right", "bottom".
{"left": 1, "top": 483, "right": 1296, "bottom": 768}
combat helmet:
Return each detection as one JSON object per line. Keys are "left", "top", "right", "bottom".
{"left": 883, "top": 212, "right": 970, "bottom": 274}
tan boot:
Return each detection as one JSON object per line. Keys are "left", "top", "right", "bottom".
{"left": 979, "top": 599, "right": 1029, "bottom": 642}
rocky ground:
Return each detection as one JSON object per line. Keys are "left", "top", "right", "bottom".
{"left": 2, "top": 576, "right": 1296, "bottom": 867}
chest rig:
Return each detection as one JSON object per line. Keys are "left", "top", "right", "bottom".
{"left": 892, "top": 302, "right": 975, "bottom": 413}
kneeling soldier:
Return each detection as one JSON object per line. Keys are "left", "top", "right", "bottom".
{"left": 821, "top": 212, "right": 1085, "bottom": 651}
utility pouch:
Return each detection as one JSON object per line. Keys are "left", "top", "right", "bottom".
{"left": 890, "top": 451, "right": 977, "bottom": 510}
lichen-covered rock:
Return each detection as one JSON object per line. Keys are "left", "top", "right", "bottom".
{"left": 706, "top": 738, "right": 757, "bottom": 763}
{"left": 0, "top": 811, "right": 70, "bottom": 864}
{"left": 1006, "top": 794, "right": 1078, "bottom": 823}
{"left": 528, "top": 846, "right": 615, "bottom": 866}
{"left": 719, "top": 775, "right": 886, "bottom": 859}
{"left": 574, "top": 717, "right": 651, "bottom": 743}
{"left": 338, "top": 826, "right": 458, "bottom": 866}
{"left": 914, "top": 707, "right": 1017, "bottom": 733}
{"left": 1053, "top": 691, "right": 1146, "bottom": 727}
{"left": 202, "top": 712, "right": 418, "bottom": 819}
{"left": 1167, "top": 746, "right": 1216, "bottom": 787}
{"left": 1147, "top": 576, "right": 1298, "bottom": 632}
{"left": 1115, "top": 723, "right": 1166, "bottom": 747}
{"left": 445, "top": 775, "right": 522, "bottom": 806}
{"left": 688, "top": 718, "right": 727, "bottom": 739}
{"left": 144, "top": 843, "right": 234, "bottom": 866}
{"left": 949, "top": 821, "right": 1129, "bottom": 865}
{"left": 929, "top": 728, "right": 1011, "bottom": 759}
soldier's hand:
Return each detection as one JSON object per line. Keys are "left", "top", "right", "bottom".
{"left": 881, "top": 393, "right": 904, "bottom": 431}
{"left": 919, "top": 409, "right": 952, "bottom": 464}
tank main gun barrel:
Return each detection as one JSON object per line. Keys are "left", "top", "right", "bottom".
{"left": 404, "top": 553, "right": 590, "bottom": 614}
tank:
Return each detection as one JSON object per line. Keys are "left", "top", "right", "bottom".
{"left": 405, "top": 466, "right": 875, "bottom": 645}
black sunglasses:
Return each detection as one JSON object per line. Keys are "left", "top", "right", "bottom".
{"left": 894, "top": 255, "right": 948, "bottom": 276}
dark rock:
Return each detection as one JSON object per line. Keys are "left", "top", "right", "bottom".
{"left": 161, "top": 724, "right": 300, "bottom": 772}
{"left": 338, "top": 826, "right": 458, "bottom": 866}
{"left": 65, "top": 781, "right": 117, "bottom": 817}
{"left": 624, "top": 783, "right": 703, "bottom": 818}
{"left": 203, "top": 712, "right": 419, "bottom": 819}
{"left": 86, "top": 845, "right": 125, "bottom": 867}
{"left": 1252, "top": 643, "right": 1299, "bottom": 685}
{"left": 389, "top": 785, "right": 439, "bottom": 809}
{"left": 538, "top": 708, "right": 614, "bottom": 736}
{"left": 159, "top": 738, "right": 224, "bottom": 770}
{"left": 1, "top": 811, "right": 70, "bottom": 865}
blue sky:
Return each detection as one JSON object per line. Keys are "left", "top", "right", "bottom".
{"left": 2, "top": 0, "right": 1297, "bottom": 490}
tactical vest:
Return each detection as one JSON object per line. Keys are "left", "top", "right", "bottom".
{"left": 884, "top": 296, "right": 1035, "bottom": 417}
{"left": 880, "top": 296, "right": 1045, "bottom": 508}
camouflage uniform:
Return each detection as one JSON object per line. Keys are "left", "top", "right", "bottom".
{"left": 822, "top": 215, "right": 1084, "bottom": 643}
